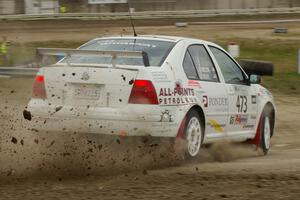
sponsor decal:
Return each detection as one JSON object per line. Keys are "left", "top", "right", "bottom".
{"left": 251, "top": 95, "right": 257, "bottom": 104}
{"left": 243, "top": 124, "right": 255, "bottom": 129}
{"left": 175, "top": 81, "right": 182, "bottom": 91}
{"left": 81, "top": 72, "right": 90, "bottom": 81}
{"left": 188, "top": 80, "right": 202, "bottom": 89}
{"left": 208, "top": 120, "right": 225, "bottom": 133}
{"left": 259, "top": 88, "right": 273, "bottom": 98}
{"left": 202, "top": 96, "right": 228, "bottom": 108}
{"left": 230, "top": 114, "right": 248, "bottom": 125}
{"left": 159, "top": 110, "right": 174, "bottom": 122}
{"left": 209, "top": 97, "right": 228, "bottom": 107}
{"left": 97, "top": 40, "right": 157, "bottom": 48}
{"left": 159, "top": 88, "right": 194, "bottom": 96}
{"left": 158, "top": 87, "right": 197, "bottom": 105}
{"left": 159, "top": 96, "right": 198, "bottom": 105}
{"left": 234, "top": 85, "right": 249, "bottom": 94}
{"left": 250, "top": 115, "right": 257, "bottom": 120}
{"left": 152, "top": 71, "right": 170, "bottom": 83}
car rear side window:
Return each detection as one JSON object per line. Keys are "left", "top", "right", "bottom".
{"left": 187, "top": 45, "right": 219, "bottom": 82}
{"left": 183, "top": 51, "right": 200, "bottom": 80}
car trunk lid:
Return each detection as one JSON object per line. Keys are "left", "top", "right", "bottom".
{"left": 42, "top": 66, "right": 138, "bottom": 108}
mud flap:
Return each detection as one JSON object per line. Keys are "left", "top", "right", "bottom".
{"left": 174, "top": 117, "right": 187, "bottom": 153}
{"left": 176, "top": 117, "right": 186, "bottom": 139}
{"left": 250, "top": 115, "right": 262, "bottom": 148}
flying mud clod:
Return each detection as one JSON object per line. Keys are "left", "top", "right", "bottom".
{"left": 23, "top": 110, "right": 32, "bottom": 121}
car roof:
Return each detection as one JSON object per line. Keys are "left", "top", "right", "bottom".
{"left": 93, "top": 35, "right": 214, "bottom": 45}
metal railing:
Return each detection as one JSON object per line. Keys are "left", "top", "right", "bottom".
{"left": 1, "top": 7, "right": 300, "bottom": 21}
{"left": 1, "top": 7, "right": 300, "bottom": 77}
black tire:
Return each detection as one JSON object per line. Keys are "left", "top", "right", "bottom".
{"left": 183, "top": 110, "right": 204, "bottom": 158}
{"left": 260, "top": 107, "right": 275, "bottom": 155}
{"left": 239, "top": 59, "right": 274, "bottom": 76}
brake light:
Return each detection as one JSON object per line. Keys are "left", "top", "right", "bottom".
{"left": 32, "top": 75, "right": 46, "bottom": 99}
{"left": 128, "top": 80, "right": 158, "bottom": 105}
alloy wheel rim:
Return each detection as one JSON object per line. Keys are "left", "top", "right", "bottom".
{"left": 264, "top": 117, "right": 271, "bottom": 149}
{"left": 186, "top": 117, "right": 202, "bottom": 157}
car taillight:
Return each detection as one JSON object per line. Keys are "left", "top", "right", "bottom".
{"left": 32, "top": 75, "right": 47, "bottom": 99}
{"left": 128, "top": 80, "right": 158, "bottom": 105}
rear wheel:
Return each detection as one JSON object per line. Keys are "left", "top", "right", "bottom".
{"left": 184, "top": 110, "right": 203, "bottom": 158}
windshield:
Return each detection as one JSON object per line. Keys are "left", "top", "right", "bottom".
{"left": 60, "top": 38, "right": 175, "bottom": 66}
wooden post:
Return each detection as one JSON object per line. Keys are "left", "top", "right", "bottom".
{"left": 39, "top": 0, "right": 42, "bottom": 14}
{"left": 242, "top": 0, "right": 245, "bottom": 9}
{"left": 271, "top": 0, "right": 274, "bottom": 8}
{"left": 298, "top": 50, "right": 300, "bottom": 74}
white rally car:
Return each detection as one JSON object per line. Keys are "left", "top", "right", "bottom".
{"left": 24, "top": 35, "right": 276, "bottom": 158}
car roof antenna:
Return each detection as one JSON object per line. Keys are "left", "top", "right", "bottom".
{"left": 127, "top": 3, "right": 137, "bottom": 37}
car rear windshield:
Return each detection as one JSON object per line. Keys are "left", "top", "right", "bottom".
{"left": 60, "top": 39, "right": 175, "bottom": 66}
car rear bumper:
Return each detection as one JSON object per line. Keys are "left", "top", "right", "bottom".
{"left": 27, "top": 99, "right": 180, "bottom": 137}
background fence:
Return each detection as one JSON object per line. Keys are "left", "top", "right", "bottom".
{"left": 57, "top": 0, "right": 300, "bottom": 13}
{"left": 1, "top": 0, "right": 300, "bottom": 14}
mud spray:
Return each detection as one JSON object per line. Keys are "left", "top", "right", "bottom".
{"left": 0, "top": 78, "right": 186, "bottom": 181}
{"left": 0, "top": 78, "right": 261, "bottom": 182}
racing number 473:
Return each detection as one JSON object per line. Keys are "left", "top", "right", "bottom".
{"left": 236, "top": 95, "right": 247, "bottom": 113}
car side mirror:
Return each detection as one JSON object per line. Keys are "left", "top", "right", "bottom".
{"left": 249, "top": 74, "right": 261, "bottom": 84}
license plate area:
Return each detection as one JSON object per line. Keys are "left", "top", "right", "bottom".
{"left": 73, "top": 84, "right": 101, "bottom": 100}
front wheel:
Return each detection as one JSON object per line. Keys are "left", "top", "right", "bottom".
{"left": 184, "top": 110, "right": 203, "bottom": 158}
{"left": 260, "top": 108, "right": 274, "bottom": 155}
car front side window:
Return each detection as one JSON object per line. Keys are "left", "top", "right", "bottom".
{"left": 209, "top": 46, "right": 246, "bottom": 84}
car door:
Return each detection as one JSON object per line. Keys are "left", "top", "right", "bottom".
{"left": 208, "top": 46, "right": 258, "bottom": 139}
{"left": 182, "top": 44, "right": 228, "bottom": 141}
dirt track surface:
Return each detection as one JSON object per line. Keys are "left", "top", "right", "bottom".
{"left": 0, "top": 77, "right": 300, "bottom": 199}
{"left": 0, "top": 19, "right": 300, "bottom": 199}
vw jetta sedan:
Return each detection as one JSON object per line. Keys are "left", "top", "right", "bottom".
{"left": 24, "top": 35, "right": 276, "bottom": 158}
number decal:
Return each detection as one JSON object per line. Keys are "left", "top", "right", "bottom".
{"left": 236, "top": 95, "right": 247, "bottom": 113}
{"left": 236, "top": 96, "right": 241, "bottom": 112}
{"left": 244, "top": 96, "right": 247, "bottom": 113}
